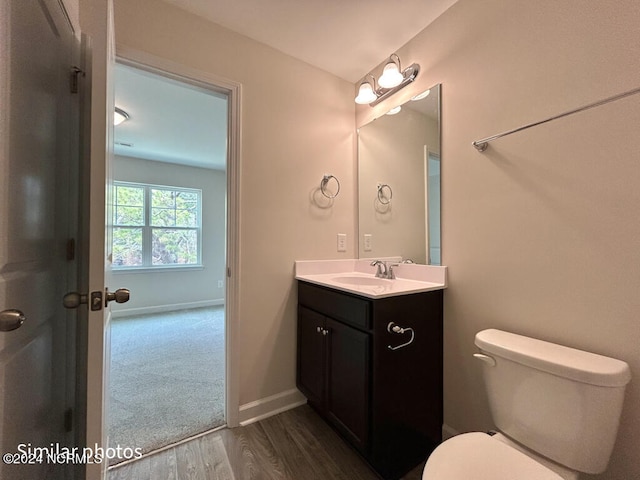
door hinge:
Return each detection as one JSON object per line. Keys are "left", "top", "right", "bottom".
{"left": 70, "top": 66, "right": 84, "bottom": 94}
{"left": 64, "top": 408, "right": 73, "bottom": 432}
{"left": 66, "top": 238, "right": 75, "bottom": 261}
{"left": 227, "top": 267, "right": 231, "bottom": 278}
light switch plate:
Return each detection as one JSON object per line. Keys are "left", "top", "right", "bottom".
{"left": 364, "top": 234, "right": 372, "bottom": 251}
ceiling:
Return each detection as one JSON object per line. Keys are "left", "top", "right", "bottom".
{"left": 114, "top": 0, "right": 457, "bottom": 169}
{"left": 161, "top": 0, "right": 458, "bottom": 83}
{"left": 114, "top": 64, "right": 229, "bottom": 169}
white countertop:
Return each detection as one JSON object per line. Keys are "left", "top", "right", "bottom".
{"left": 295, "top": 258, "right": 447, "bottom": 299}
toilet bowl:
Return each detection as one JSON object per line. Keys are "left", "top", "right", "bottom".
{"left": 422, "top": 329, "right": 631, "bottom": 480}
{"left": 421, "top": 432, "right": 564, "bottom": 480}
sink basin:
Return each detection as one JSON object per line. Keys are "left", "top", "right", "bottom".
{"left": 331, "top": 275, "right": 392, "bottom": 286}
{"left": 295, "top": 260, "right": 447, "bottom": 298}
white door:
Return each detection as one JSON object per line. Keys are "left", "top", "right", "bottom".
{"left": 77, "top": 1, "right": 120, "bottom": 479}
{"left": 0, "top": 0, "right": 79, "bottom": 479}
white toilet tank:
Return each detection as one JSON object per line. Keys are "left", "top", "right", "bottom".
{"left": 474, "top": 329, "right": 631, "bottom": 475}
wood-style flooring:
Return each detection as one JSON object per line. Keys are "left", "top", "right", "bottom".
{"left": 108, "top": 405, "right": 425, "bottom": 480}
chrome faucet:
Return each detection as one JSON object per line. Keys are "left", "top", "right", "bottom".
{"left": 370, "top": 260, "right": 398, "bottom": 279}
{"left": 370, "top": 260, "right": 387, "bottom": 278}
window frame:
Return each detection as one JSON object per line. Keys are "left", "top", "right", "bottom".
{"left": 112, "top": 181, "right": 203, "bottom": 271}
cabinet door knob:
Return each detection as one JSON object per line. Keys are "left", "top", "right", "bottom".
{"left": 322, "top": 328, "right": 328, "bottom": 336}
{"left": 316, "top": 326, "right": 322, "bottom": 333}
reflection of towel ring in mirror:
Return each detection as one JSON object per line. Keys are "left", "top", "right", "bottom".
{"left": 321, "top": 174, "right": 340, "bottom": 199}
{"left": 377, "top": 183, "right": 392, "bottom": 205}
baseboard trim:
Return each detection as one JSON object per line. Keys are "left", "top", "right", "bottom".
{"left": 238, "top": 388, "right": 307, "bottom": 426}
{"left": 111, "top": 299, "right": 224, "bottom": 318}
{"left": 442, "top": 423, "right": 459, "bottom": 441}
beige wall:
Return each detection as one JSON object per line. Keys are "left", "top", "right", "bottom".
{"left": 113, "top": 0, "right": 356, "bottom": 407}
{"left": 356, "top": 1, "right": 640, "bottom": 478}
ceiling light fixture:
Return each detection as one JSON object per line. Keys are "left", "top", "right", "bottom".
{"left": 354, "top": 53, "right": 420, "bottom": 107}
{"left": 386, "top": 106, "right": 402, "bottom": 115}
{"left": 114, "top": 107, "right": 130, "bottom": 126}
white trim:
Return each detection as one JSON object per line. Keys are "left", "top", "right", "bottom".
{"left": 442, "top": 423, "right": 460, "bottom": 441}
{"left": 111, "top": 265, "right": 204, "bottom": 274}
{"left": 111, "top": 299, "right": 224, "bottom": 318}
{"left": 113, "top": 45, "right": 242, "bottom": 428}
{"left": 238, "top": 389, "right": 307, "bottom": 426}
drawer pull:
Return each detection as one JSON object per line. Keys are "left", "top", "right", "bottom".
{"left": 387, "top": 322, "right": 415, "bottom": 351}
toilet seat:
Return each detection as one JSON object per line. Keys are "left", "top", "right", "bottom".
{"left": 422, "top": 432, "right": 563, "bottom": 480}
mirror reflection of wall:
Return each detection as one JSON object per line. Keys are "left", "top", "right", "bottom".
{"left": 357, "top": 84, "right": 440, "bottom": 264}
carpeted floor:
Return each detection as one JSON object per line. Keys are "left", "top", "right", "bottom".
{"left": 108, "top": 306, "right": 225, "bottom": 464}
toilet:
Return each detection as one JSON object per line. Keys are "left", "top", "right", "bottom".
{"left": 423, "top": 329, "right": 631, "bottom": 479}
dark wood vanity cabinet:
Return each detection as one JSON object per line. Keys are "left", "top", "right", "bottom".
{"left": 297, "top": 286, "right": 371, "bottom": 454}
{"left": 297, "top": 281, "right": 443, "bottom": 480}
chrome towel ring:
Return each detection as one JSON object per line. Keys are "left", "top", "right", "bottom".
{"left": 387, "top": 322, "right": 415, "bottom": 351}
{"left": 377, "top": 183, "right": 392, "bottom": 205}
{"left": 321, "top": 174, "right": 340, "bottom": 199}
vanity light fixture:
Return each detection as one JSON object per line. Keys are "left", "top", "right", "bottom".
{"left": 355, "top": 75, "right": 378, "bottom": 105}
{"left": 378, "top": 54, "right": 404, "bottom": 88}
{"left": 354, "top": 53, "right": 420, "bottom": 107}
{"left": 114, "top": 107, "right": 130, "bottom": 126}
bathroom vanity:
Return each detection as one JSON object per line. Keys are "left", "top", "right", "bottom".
{"left": 295, "top": 260, "right": 446, "bottom": 480}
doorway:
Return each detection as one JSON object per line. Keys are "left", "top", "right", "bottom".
{"left": 106, "top": 61, "right": 229, "bottom": 461}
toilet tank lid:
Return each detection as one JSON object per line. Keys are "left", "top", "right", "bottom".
{"left": 475, "top": 329, "right": 631, "bottom": 387}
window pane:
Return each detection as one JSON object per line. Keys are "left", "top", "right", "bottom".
{"left": 114, "top": 185, "right": 144, "bottom": 226}
{"left": 176, "top": 208, "right": 197, "bottom": 227}
{"left": 115, "top": 206, "right": 144, "bottom": 226}
{"left": 112, "top": 228, "right": 143, "bottom": 266}
{"left": 176, "top": 191, "right": 197, "bottom": 208}
{"left": 116, "top": 185, "right": 144, "bottom": 206}
{"left": 152, "top": 228, "right": 198, "bottom": 265}
{"left": 151, "top": 207, "right": 176, "bottom": 227}
{"left": 151, "top": 189, "right": 175, "bottom": 208}
{"left": 151, "top": 188, "right": 198, "bottom": 228}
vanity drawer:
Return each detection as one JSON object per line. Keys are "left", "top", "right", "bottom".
{"left": 298, "top": 281, "right": 370, "bottom": 330}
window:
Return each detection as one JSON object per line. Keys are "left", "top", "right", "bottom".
{"left": 112, "top": 182, "right": 202, "bottom": 269}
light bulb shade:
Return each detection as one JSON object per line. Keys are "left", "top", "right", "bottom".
{"left": 355, "top": 82, "right": 377, "bottom": 104}
{"left": 411, "top": 89, "right": 431, "bottom": 101}
{"left": 378, "top": 62, "right": 403, "bottom": 88}
{"left": 114, "top": 107, "right": 130, "bottom": 126}
{"left": 386, "top": 105, "right": 402, "bottom": 115}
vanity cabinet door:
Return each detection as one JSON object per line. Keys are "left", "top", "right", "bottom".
{"left": 297, "top": 306, "right": 326, "bottom": 409}
{"left": 325, "top": 317, "right": 370, "bottom": 454}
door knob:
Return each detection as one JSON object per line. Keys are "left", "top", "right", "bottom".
{"left": 105, "top": 288, "right": 130, "bottom": 306}
{"left": 63, "top": 292, "right": 88, "bottom": 309}
{"left": 0, "top": 309, "right": 26, "bottom": 332}
{"left": 63, "top": 291, "right": 103, "bottom": 311}
{"left": 64, "top": 288, "right": 130, "bottom": 310}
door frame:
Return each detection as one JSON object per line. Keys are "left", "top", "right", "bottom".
{"left": 113, "top": 46, "right": 242, "bottom": 428}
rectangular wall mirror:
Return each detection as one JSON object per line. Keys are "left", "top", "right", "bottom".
{"left": 357, "top": 84, "right": 441, "bottom": 265}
